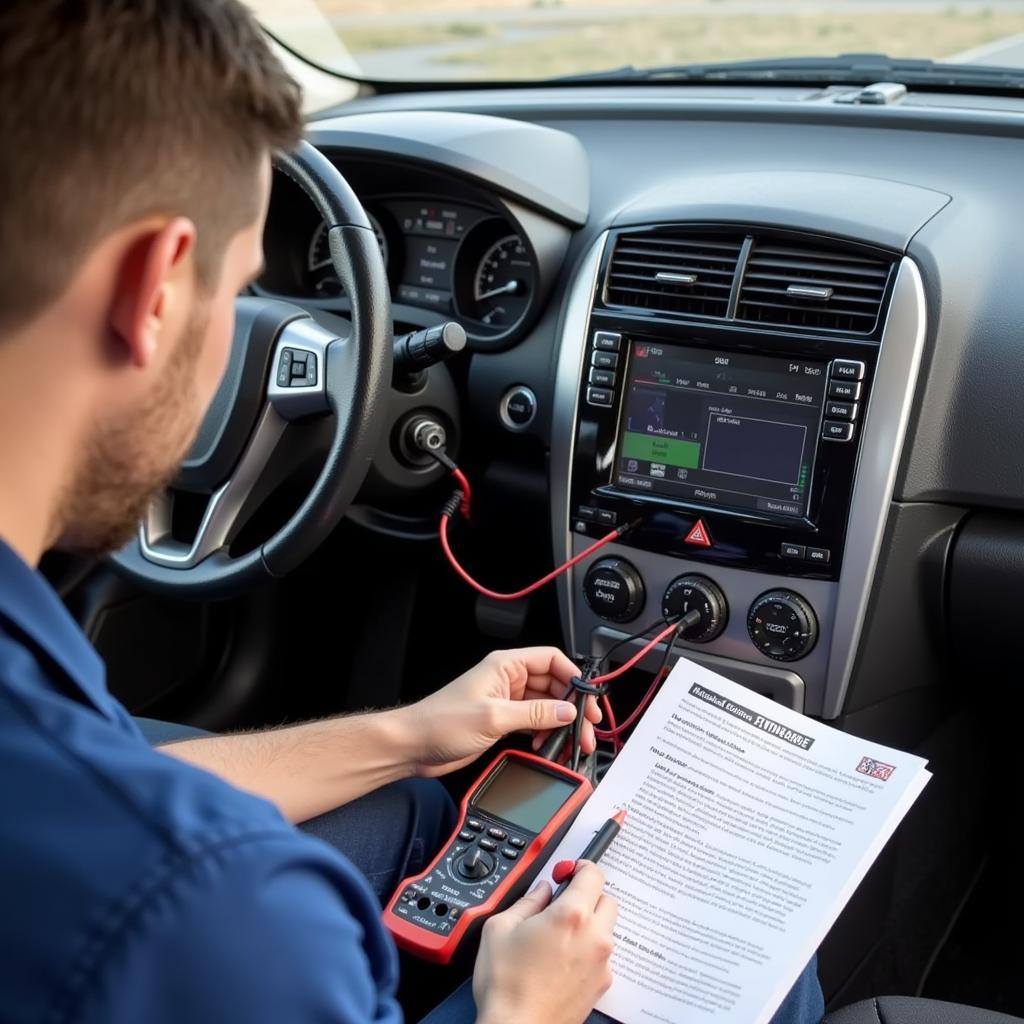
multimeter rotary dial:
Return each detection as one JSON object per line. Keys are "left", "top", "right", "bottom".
{"left": 455, "top": 847, "right": 496, "bottom": 881}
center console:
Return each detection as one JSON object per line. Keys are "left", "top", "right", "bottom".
{"left": 552, "top": 225, "right": 927, "bottom": 718}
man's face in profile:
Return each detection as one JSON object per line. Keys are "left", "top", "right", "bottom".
{"left": 57, "top": 160, "right": 273, "bottom": 556}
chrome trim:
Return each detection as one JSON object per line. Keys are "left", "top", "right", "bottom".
{"left": 139, "top": 405, "right": 288, "bottom": 569}
{"left": 822, "top": 257, "right": 927, "bottom": 718}
{"left": 551, "top": 233, "right": 609, "bottom": 650}
{"left": 786, "top": 284, "right": 833, "bottom": 301}
{"left": 654, "top": 271, "right": 697, "bottom": 285}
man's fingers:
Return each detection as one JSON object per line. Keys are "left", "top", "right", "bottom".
{"left": 556, "top": 860, "right": 607, "bottom": 910}
{"left": 594, "top": 892, "right": 619, "bottom": 932}
{"left": 493, "top": 698, "right": 576, "bottom": 738}
{"left": 498, "top": 880, "right": 552, "bottom": 924}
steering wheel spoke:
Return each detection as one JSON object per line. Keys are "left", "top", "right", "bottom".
{"left": 139, "top": 404, "right": 288, "bottom": 570}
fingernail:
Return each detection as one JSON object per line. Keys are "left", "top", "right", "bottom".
{"left": 556, "top": 702, "right": 576, "bottom": 722}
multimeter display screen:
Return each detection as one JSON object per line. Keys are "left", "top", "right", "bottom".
{"left": 472, "top": 759, "right": 577, "bottom": 833}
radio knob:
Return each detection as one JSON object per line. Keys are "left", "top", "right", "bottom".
{"left": 583, "top": 558, "right": 645, "bottom": 623}
{"left": 662, "top": 575, "right": 728, "bottom": 643}
{"left": 747, "top": 590, "right": 818, "bottom": 662}
{"left": 455, "top": 847, "right": 495, "bottom": 880}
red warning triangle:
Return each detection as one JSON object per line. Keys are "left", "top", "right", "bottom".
{"left": 684, "top": 519, "right": 712, "bottom": 548}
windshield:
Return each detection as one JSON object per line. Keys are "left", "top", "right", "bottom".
{"left": 252, "top": 0, "right": 1024, "bottom": 83}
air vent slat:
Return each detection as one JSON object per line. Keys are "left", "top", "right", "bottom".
{"left": 737, "top": 240, "right": 892, "bottom": 335}
{"left": 605, "top": 231, "right": 743, "bottom": 319}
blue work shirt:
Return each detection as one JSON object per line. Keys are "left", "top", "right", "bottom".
{"left": 0, "top": 538, "right": 401, "bottom": 1023}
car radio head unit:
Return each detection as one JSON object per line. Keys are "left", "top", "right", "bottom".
{"left": 614, "top": 343, "right": 828, "bottom": 519}
{"left": 571, "top": 321, "right": 877, "bottom": 582}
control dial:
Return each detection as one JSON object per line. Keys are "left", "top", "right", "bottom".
{"left": 583, "top": 558, "right": 645, "bottom": 623}
{"left": 455, "top": 848, "right": 495, "bottom": 880}
{"left": 661, "top": 575, "right": 728, "bottom": 643}
{"left": 747, "top": 590, "right": 818, "bottom": 662}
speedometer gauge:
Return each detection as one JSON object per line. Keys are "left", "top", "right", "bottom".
{"left": 308, "top": 213, "right": 387, "bottom": 296}
{"left": 471, "top": 235, "right": 534, "bottom": 328}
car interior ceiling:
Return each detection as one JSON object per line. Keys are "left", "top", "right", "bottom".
{"left": 43, "top": 35, "right": 1024, "bottom": 1024}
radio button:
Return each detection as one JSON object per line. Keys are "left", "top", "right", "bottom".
{"left": 822, "top": 420, "right": 855, "bottom": 442}
{"left": 807, "top": 547, "right": 831, "bottom": 565}
{"left": 593, "top": 331, "right": 622, "bottom": 351}
{"left": 577, "top": 506, "right": 598, "bottom": 521}
{"left": 781, "top": 543, "right": 806, "bottom": 559}
{"left": 825, "top": 400, "right": 857, "bottom": 421}
{"left": 596, "top": 509, "right": 618, "bottom": 526}
{"left": 591, "top": 351, "right": 619, "bottom": 370}
{"left": 831, "top": 359, "right": 865, "bottom": 381}
{"left": 589, "top": 367, "right": 616, "bottom": 388}
{"left": 829, "top": 380, "right": 862, "bottom": 401}
{"left": 586, "top": 387, "right": 614, "bottom": 407}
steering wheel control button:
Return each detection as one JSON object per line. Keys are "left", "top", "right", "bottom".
{"left": 589, "top": 367, "right": 616, "bottom": 388}
{"left": 781, "top": 542, "right": 806, "bottom": 559}
{"left": 584, "top": 557, "right": 645, "bottom": 623}
{"left": 661, "top": 575, "right": 728, "bottom": 643}
{"left": 499, "top": 385, "right": 537, "bottom": 431}
{"left": 747, "top": 590, "right": 819, "bottom": 662}
{"left": 586, "top": 387, "right": 614, "bottom": 408}
{"left": 684, "top": 519, "right": 713, "bottom": 548}
{"left": 591, "top": 351, "right": 619, "bottom": 370}
{"left": 806, "top": 547, "right": 831, "bottom": 565}
{"left": 831, "top": 359, "right": 865, "bottom": 381}
{"left": 593, "top": 331, "right": 622, "bottom": 351}
{"left": 829, "top": 380, "right": 862, "bottom": 401}
{"left": 822, "top": 420, "right": 855, "bottom": 442}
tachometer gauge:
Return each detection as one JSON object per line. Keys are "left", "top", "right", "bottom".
{"left": 308, "top": 213, "right": 387, "bottom": 296}
{"left": 472, "top": 235, "right": 534, "bottom": 328}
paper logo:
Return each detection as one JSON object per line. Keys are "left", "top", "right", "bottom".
{"left": 856, "top": 757, "right": 895, "bottom": 781}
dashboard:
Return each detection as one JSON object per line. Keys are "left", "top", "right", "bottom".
{"left": 259, "top": 87, "right": 1024, "bottom": 740}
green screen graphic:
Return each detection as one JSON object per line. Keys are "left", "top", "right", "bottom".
{"left": 621, "top": 432, "right": 701, "bottom": 470}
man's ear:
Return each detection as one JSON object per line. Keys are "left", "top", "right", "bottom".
{"left": 109, "top": 217, "right": 197, "bottom": 368}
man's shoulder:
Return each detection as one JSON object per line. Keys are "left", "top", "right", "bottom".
{"left": 0, "top": 670, "right": 394, "bottom": 1024}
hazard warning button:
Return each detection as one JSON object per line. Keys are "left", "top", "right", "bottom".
{"left": 684, "top": 520, "right": 713, "bottom": 548}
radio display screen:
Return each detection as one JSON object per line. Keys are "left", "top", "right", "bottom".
{"left": 614, "top": 343, "right": 828, "bottom": 518}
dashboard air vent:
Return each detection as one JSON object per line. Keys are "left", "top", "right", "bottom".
{"left": 606, "top": 232, "right": 743, "bottom": 319}
{"left": 737, "top": 241, "right": 891, "bottom": 334}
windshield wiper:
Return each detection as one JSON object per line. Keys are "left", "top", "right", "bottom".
{"left": 552, "top": 53, "right": 1024, "bottom": 91}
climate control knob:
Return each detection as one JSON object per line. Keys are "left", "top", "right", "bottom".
{"left": 747, "top": 590, "right": 818, "bottom": 662}
{"left": 662, "top": 574, "right": 727, "bottom": 643}
{"left": 583, "top": 558, "right": 645, "bottom": 623}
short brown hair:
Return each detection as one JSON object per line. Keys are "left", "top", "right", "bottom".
{"left": 0, "top": 0, "right": 303, "bottom": 331}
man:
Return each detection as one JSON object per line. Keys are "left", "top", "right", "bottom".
{"left": 0, "top": 3, "right": 824, "bottom": 1022}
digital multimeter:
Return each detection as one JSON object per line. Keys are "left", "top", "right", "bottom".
{"left": 383, "top": 749, "right": 593, "bottom": 963}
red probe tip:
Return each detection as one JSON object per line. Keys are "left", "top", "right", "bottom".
{"left": 612, "top": 808, "right": 627, "bottom": 826}
{"left": 552, "top": 860, "right": 577, "bottom": 884}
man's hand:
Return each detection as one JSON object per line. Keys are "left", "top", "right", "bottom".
{"left": 399, "top": 647, "right": 602, "bottom": 778}
{"left": 473, "top": 862, "right": 617, "bottom": 1024}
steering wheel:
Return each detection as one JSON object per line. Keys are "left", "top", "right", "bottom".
{"left": 111, "top": 142, "right": 392, "bottom": 599}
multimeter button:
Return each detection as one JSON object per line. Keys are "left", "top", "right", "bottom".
{"left": 458, "top": 830, "right": 474, "bottom": 842}
{"left": 479, "top": 838, "right": 498, "bottom": 852}
{"left": 487, "top": 827, "right": 507, "bottom": 841}
{"left": 508, "top": 836, "right": 526, "bottom": 849}
{"left": 501, "top": 848, "right": 519, "bottom": 860}
{"left": 467, "top": 818, "right": 484, "bottom": 832}
{"left": 456, "top": 848, "right": 495, "bottom": 880}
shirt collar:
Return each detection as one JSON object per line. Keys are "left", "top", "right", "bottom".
{"left": 0, "top": 537, "right": 115, "bottom": 720}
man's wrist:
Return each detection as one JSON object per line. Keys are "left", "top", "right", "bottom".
{"left": 377, "top": 703, "right": 427, "bottom": 779}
